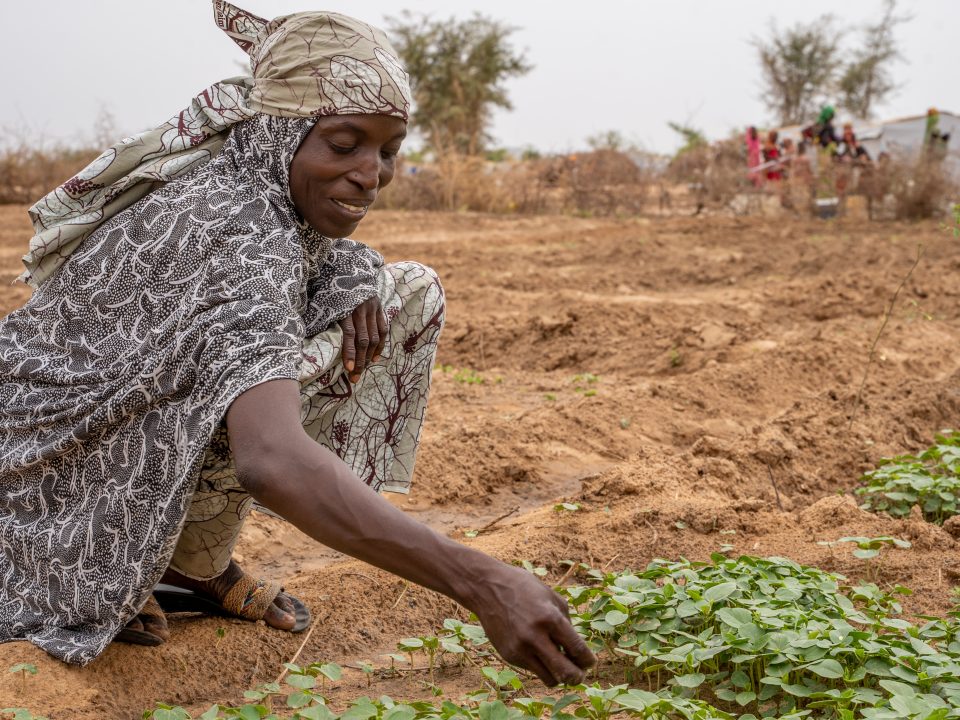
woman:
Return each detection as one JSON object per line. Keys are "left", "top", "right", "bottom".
{"left": 0, "top": 2, "right": 594, "bottom": 686}
{"left": 745, "top": 126, "right": 762, "bottom": 187}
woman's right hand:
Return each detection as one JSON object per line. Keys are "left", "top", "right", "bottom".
{"left": 465, "top": 562, "right": 596, "bottom": 686}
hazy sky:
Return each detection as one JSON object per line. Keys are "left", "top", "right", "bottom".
{"left": 2, "top": 0, "right": 956, "bottom": 154}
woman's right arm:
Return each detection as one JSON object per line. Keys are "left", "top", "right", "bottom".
{"left": 226, "top": 378, "right": 596, "bottom": 687}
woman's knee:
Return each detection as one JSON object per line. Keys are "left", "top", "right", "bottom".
{"left": 388, "top": 261, "right": 445, "bottom": 325}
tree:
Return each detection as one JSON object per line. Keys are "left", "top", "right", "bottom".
{"left": 667, "top": 122, "right": 707, "bottom": 156}
{"left": 837, "top": 0, "right": 910, "bottom": 118}
{"left": 753, "top": 16, "right": 843, "bottom": 125}
{"left": 387, "top": 12, "right": 532, "bottom": 156}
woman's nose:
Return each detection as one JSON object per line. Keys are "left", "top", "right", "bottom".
{"left": 348, "top": 151, "right": 381, "bottom": 191}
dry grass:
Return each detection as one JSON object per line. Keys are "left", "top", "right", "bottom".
{"left": 0, "top": 145, "right": 99, "bottom": 206}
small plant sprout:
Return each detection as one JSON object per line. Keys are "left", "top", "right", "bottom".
{"left": 668, "top": 347, "right": 683, "bottom": 367}
{"left": 619, "top": 417, "right": 631, "bottom": 430}
{"left": 453, "top": 368, "right": 485, "bottom": 385}
{"left": 7, "top": 663, "right": 37, "bottom": 697}
{"left": 553, "top": 502, "right": 581, "bottom": 527}
{"left": 357, "top": 660, "right": 375, "bottom": 687}
{"left": 519, "top": 560, "right": 548, "bottom": 578}
{"left": 397, "top": 637, "right": 425, "bottom": 671}
{"left": 480, "top": 666, "right": 523, "bottom": 700}
{"left": 572, "top": 373, "right": 599, "bottom": 397}
{"left": 823, "top": 535, "right": 911, "bottom": 581}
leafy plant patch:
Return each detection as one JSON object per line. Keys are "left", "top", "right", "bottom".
{"left": 561, "top": 554, "right": 960, "bottom": 718}
{"left": 857, "top": 430, "right": 960, "bottom": 524}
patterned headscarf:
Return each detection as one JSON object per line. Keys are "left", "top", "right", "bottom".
{"left": 19, "top": 1, "right": 411, "bottom": 288}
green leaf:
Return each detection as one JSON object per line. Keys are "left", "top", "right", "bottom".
{"left": 478, "top": 701, "right": 509, "bottom": 720}
{"left": 716, "top": 607, "right": 753, "bottom": 628}
{"left": 675, "top": 673, "right": 705, "bottom": 688}
{"left": 735, "top": 691, "right": 757, "bottom": 706}
{"left": 318, "top": 663, "right": 342, "bottom": 681}
{"left": 703, "top": 582, "right": 738, "bottom": 604}
{"left": 296, "top": 706, "right": 336, "bottom": 720}
{"left": 879, "top": 679, "right": 917, "bottom": 697}
{"left": 604, "top": 610, "right": 629, "bottom": 626}
{"left": 286, "top": 674, "right": 317, "bottom": 690}
{"left": 7, "top": 664, "right": 38, "bottom": 675}
{"left": 853, "top": 548, "right": 880, "bottom": 560}
{"left": 806, "top": 659, "right": 844, "bottom": 679}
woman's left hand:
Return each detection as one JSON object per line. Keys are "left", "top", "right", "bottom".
{"left": 339, "top": 297, "right": 387, "bottom": 383}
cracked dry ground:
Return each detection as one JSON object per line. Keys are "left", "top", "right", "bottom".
{"left": 0, "top": 207, "right": 958, "bottom": 718}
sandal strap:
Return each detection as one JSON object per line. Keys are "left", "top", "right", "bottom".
{"left": 139, "top": 594, "right": 165, "bottom": 622}
{"left": 221, "top": 575, "right": 283, "bottom": 621}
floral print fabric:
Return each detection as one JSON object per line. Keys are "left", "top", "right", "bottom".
{"left": 170, "top": 261, "right": 445, "bottom": 580}
{"left": 0, "top": 114, "right": 389, "bottom": 665}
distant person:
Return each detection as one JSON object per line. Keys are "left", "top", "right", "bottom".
{"left": 746, "top": 126, "right": 762, "bottom": 187}
{"left": 763, "top": 130, "right": 783, "bottom": 182}
{"left": 803, "top": 105, "right": 840, "bottom": 152}
{"left": 925, "top": 107, "right": 951, "bottom": 160}
{"left": 788, "top": 141, "right": 815, "bottom": 213}
{"left": 837, "top": 124, "right": 871, "bottom": 164}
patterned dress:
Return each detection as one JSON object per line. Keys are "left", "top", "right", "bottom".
{"left": 0, "top": 115, "right": 443, "bottom": 664}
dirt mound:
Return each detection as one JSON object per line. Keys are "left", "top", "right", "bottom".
{"left": 0, "top": 207, "right": 958, "bottom": 717}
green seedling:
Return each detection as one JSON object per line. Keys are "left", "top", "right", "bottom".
{"left": 572, "top": 374, "right": 600, "bottom": 396}
{"left": 7, "top": 664, "right": 37, "bottom": 698}
{"left": 519, "top": 560, "right": 548, "bottom": 578}
{"left": 544, "top": 393, "right": 557, "bottom": 402}
{"left": 822, "top": 535, "right": 911, "bottom": 581}
{"left": 357, "top": 660, "right": 374, "bottom": 687}
{"left": 619, "top": 418, "right": 631, "bottom": 430}
{"left": 553, "top": 502, "right": 581, "bottom": 527}
{"left": 480, "top": 666, "right": 523, "bottom": 700}
{"left": 453, "top": 368, "right": 486, "bottom": 385}
{"left": 668, "top": 348, "right": 683, "bottom": 367}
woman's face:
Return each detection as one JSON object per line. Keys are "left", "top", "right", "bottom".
{"left": 289, "top": 114, "right": 407, "bottom": 237}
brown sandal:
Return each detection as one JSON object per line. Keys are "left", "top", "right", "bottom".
{"left": 154, "top": 574, "right": 311, "bottom": 632}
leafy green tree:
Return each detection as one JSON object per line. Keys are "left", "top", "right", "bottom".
{"left": 753, "top": 16, "right": 843, "bottom": 125}
{"left": 387, "top": 13, "right": 532, "bottom": 156}
{"left": 837, "top": 0, "right": 910, "bottom": 118}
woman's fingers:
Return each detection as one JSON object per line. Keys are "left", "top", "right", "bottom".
{"left": 350, "top": 308, "right": 371, "bottom": 381}
{"left": 365, "top": 302, "right": 380, "bottom": 368}
{"left": 340, "top": 313, "right": 356, "bottom": 373}
{"left": 373, "top": 305, "right": 388, "bottom": 362}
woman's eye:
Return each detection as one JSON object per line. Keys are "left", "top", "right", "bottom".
{"left": 328, "top": 142, "right": 356, "bottom": 154}
{"left": 381, "top": 149, "right": 399, "bottom": 161}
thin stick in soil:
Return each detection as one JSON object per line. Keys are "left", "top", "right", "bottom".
{"left": 847, "top": 244, "right": 924, "bottom": 432}
{"left": 766, "top": 464, "right": 784, "bottom": 511}
{"left": 475, "top": 506, "right": 520, "bottom": 535}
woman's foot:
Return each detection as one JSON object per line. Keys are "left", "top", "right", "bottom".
{"left": 161, "top": 560, "right": 297, "bottom": 631}
{"left": 120, "top": 595, "right": 170, "bottom": 645}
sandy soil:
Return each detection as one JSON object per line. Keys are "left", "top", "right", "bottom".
{"left": 0, "top": 206, "right": 958, "bottom": 718}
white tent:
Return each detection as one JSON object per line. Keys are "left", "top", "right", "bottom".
{"left": 777, "top": 111, "right": 959, "bottom": 177}
{"left": 855, "top": 111, "right": 958, "bottom": 174}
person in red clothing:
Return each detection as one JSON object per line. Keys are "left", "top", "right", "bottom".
{"left": 763, "top": 130, "right": 782, "bottom": 182}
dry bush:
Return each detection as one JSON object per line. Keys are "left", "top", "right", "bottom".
{"left": 880, "top": 157, "right": 958, "bottom": 220}
{"left": 378, "top": 149, "right": 650, "bottom": 216}
{"left": 665, "top": 138, "right": 750, "bottom": 212}
{"left": 0, "top": 139, "right": 98, "bottom": 205}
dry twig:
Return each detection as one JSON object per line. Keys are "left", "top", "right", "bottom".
{"left": 848, "top": 244, "right": 924, "bottom": 432}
